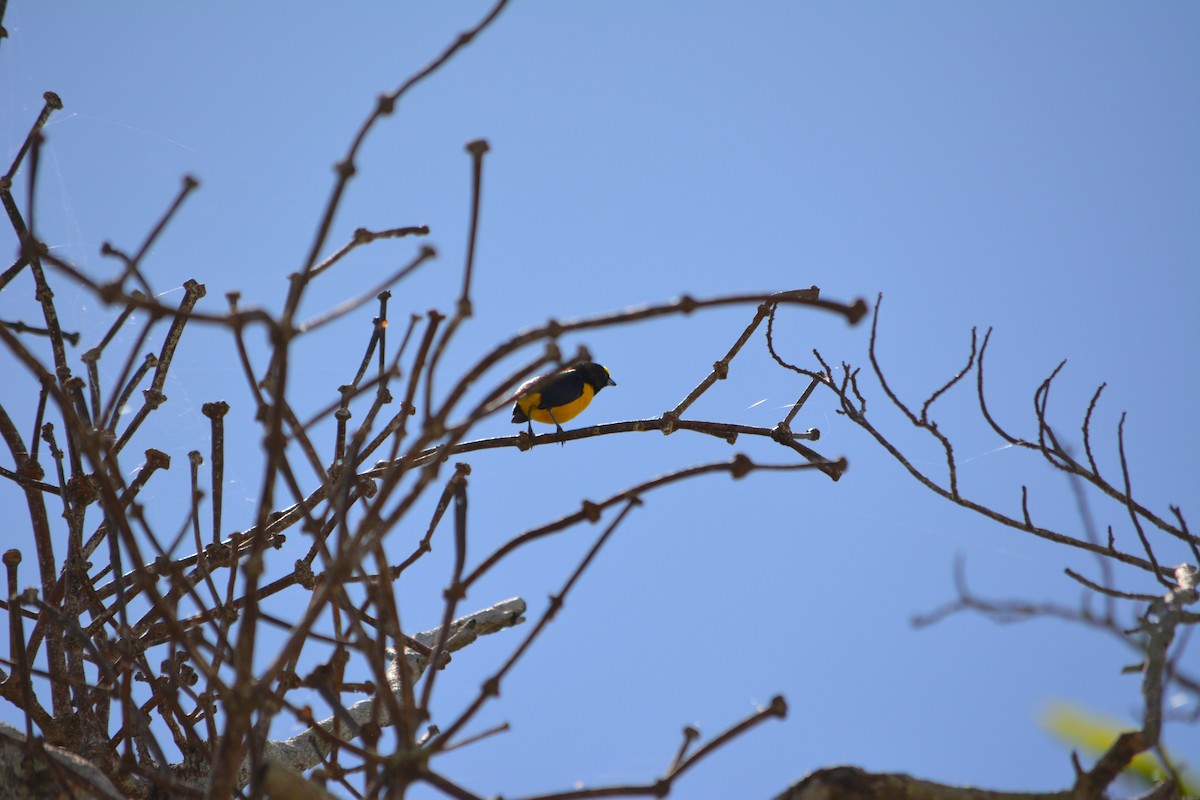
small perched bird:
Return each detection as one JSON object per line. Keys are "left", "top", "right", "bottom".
{"left": 511, "top": 362, "right": 617, "bottom": 441}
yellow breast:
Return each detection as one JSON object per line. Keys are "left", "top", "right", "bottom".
{"left": 520, "top": 383, "right": 596, "bottom": 425}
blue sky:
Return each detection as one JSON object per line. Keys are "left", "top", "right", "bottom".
{"left": 2, "top": 3, "right": 1198, "bottom": 798}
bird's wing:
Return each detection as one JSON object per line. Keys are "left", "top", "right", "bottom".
{"left": 534, "top": 370, "right": 585, "bottom": 410}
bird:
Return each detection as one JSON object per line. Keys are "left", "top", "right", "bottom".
{"left": 511, "top": 362, "right": 617, "bottom": 442}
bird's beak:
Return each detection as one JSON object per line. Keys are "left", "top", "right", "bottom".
{"left": 607, "top": 377, "right": 618, "bottom": 387}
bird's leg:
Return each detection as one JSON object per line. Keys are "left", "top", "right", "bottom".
{"left": 547, "top": 409, "right": 566, "bottom": 446}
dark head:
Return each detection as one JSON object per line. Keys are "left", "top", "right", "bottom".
{"left": 576, "top": 362, "right": 616, "bottom": 393}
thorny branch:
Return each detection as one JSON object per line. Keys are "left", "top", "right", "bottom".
{"left": 0, "top": 6, "right": 864, "bottom": 799}
{"left": 770, "top": 296, "right": 1196, "bottom": 577}
{"left": 767, "top": 295, "right": 1198, "bottom": 797}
